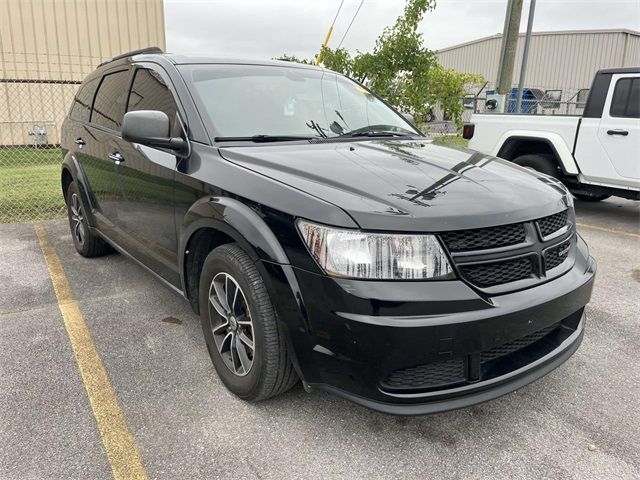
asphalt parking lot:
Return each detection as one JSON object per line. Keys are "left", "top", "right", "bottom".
{"left": 1, "top": 198, "right": 638, "bottom": 480}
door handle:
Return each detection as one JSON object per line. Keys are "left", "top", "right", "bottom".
{"left": 74, "top": 137, "right": 86, "bottom": 146}
{"left": 108, "top": 152, "right": 124, "bottom": 164}
{"left": 607, "top": 129, "right": 629, "bottom": 136}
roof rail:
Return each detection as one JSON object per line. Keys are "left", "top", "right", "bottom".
{"left": 98, "top": 47, "right": 164, "bottom": 67}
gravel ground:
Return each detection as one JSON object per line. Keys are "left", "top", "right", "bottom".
{"left": 0, "top": 197, "right": 638, "bottom": 480}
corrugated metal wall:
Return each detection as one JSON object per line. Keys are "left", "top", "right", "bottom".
{"left": 0, "top": 0, "right": 165, "bottom": 145}
{"left": 437, "top": 30, "right": 640, "bottom": 91}
{"left": 0, "top": 0, "right": 166, "bottom": 80}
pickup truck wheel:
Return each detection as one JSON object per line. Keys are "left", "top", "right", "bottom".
{"left": 65, "top": 181, "right": 111, "bottom": 257}
{"left": 572, "top": 193, "right": 611, "bottom": 202}
{"left": 198, "top": 244, "right": 298, "bottom": 401}
{"left": 513, "top": 154, "right": 560, "bottom": 179}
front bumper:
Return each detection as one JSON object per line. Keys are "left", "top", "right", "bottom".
{"left": 262, "top": 234, "right": 596, "bottom": 415}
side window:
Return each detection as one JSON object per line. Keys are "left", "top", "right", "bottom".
{"left": 91, "top": 70, "right": 131, "bottom": 131}
{"left": 70, "top": 77, "right": 99, "bottom": 122}
{"left": 127, "top": 68, "right": 179, "bottom": 133}
{"left": 610, "top": 77, "right": 640, "bottom": 118}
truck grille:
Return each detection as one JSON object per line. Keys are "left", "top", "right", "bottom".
{"left": 459, "top": 258, "right": 534, "bottom": 287}
{"left": 440, "top": 223, "right": 525, "bottom": 252}
{"left": 544, "top": 237, "right": 572, "bottom": 270}
{"left": 480, "top": 324, "right": 558, "bottom": 364}
{"left": 537, "top": 210, "right": 568, "bottom": 237}
{"left": 381, "top": 322, "right": 564, "bottom": 393}
{"left": 381, "top": 358, "right": 466, "bottom": 391}
{"left": 439, "top": 210, "right": 572, "bottom": 291}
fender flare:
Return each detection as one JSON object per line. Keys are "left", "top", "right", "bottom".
{"left": 494, "top": 131, "right": 580, "bottom": 175}
{"left": 179, "top": 196, "right": 289, "bottom": 268}
{"left": 61, "top": 152, "right": 99, "bottom": 227}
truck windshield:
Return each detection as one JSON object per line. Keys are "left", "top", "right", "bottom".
{"left": 181, "top": 64, "right": 419, "bottom": 140}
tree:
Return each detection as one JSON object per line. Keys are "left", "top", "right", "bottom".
{"left": 276, "top": 0, "right": 483, "bottom": 126}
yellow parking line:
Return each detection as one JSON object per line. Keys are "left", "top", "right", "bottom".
{"left": 34, "top": 223, "right": 148, "bottom": 480}
{"left": 576, "top": 222, "right": 640, "bottom": 239}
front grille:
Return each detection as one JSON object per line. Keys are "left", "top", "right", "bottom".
{"left": 537, "top": 210, "right": 568, "bottom": 237}
{"left": 381, "top": 358, "right": 466, "bottom": 391}
{"left": 459, "top": 258, "right": 534, "bottom": 287}
{"left": 544, "top": 238, "right": 572, "bottom": 270}
{"left": 380, "top": 322, "right": 566, "bottom": 394}
{"left": 481, "top": 324, "right": 558, "bottom": 364}
{"left": 439, "top": 209, "right": 572, "bottom": 290}
{"left": 440, "top": 223, "right": 526, "bottom": 252}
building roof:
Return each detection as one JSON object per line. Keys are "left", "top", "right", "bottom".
{"left": 437, "top": 28, "right": 640, "bottom": 54}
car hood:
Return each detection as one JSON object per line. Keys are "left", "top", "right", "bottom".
{"left": 218, "top": 139, "right": 571, "bottom": 231}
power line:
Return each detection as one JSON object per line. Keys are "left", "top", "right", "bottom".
{"left": 331, "top": 0, "right": 346, "bottom": 28}
{"left": 337, "top": 0, "right": 366, "bottom": 49}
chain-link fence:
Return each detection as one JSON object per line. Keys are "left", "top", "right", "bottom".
{"left": 0, "top": 70, "right": 82, "bottom": 223}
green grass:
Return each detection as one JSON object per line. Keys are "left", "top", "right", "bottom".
{"left": 430, "top": 135, "right": 469, "bottom": 149}
{"left": 0, "top": 147, "right": 66, "bottom": 223}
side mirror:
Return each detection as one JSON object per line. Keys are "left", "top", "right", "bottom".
{"left": 402, "top": 112, "right": 417, "bottom": 127}
{"left": 122, "top": 110, "right": 188, "bottom": 154}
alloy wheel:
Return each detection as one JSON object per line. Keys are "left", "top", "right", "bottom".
{"left": 70, "top": 193, "right": 86, "bottom": 246}
{"left": 208, "top": 272, "right": 255, "bottom": 376}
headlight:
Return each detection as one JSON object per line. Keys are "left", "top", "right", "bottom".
{"left": 297, "top": 220, "right": 455, "bottom": 280}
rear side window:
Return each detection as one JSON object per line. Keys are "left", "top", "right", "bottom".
{"left": 127, "top": 68, "right": 179, "bottom": 132}
{"left": 91, "top": 70, "right": 131, "bottom": 131}
{"left": 70, "top": 77, "right": 98, "bottom": 122}
{"left": 610, "top": 77, "right": 640, "bottom": 118}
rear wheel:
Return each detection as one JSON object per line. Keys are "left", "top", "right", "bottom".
{"left": 513, "top": 153, "right": 561, "bottom": 179}
{"left": 572, "top": 192, "right": 611, "bottom": 202}
{"left": 198, "top": 243, "right": 298, "bottom": 401}
{"left": 65, "top": 181, "right": 111, "bottom": 257}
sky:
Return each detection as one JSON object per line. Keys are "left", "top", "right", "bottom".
{"left": 165, "top": 0, "right": 640, "bottom": 59}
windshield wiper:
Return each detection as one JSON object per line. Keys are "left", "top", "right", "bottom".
{"left": 338, "top": 130, "right": 412, "bottom": 138}
{"left": 214, "top": 135, "right": 315, "bottom": 143}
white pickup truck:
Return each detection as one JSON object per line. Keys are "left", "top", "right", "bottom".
{"left": 465, "top": 68, "right": 639, "bottom": 201}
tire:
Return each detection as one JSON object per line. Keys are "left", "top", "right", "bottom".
{"left": 512, "top": 153, "right": 561, "bottom": 179}
{"left": 198, "top": 243, "right": 298, "bottom": 401}
{"left": 65, "top": 181, "right": 111, "bottom": 257}
{"left": 572, "top": 192, "right": 611, "bottom": 202}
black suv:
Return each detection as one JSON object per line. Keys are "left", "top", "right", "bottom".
{"left": 60, "top": 48, "right": 596, "bottom": 415}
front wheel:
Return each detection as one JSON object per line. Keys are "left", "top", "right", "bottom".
{"left": 198, "top": 244, "right": 298, "bottom": 401}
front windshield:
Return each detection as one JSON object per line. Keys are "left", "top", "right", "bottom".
{"left": 181, "top": 64, "right": 419, "bottom": 139}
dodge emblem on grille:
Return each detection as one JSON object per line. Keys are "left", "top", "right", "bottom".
{"left": 558, "top": 245, "right": 571, "bottom": 257}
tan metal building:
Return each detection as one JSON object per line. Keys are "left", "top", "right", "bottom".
{"left": 437, "top": 29, "right": 640, "bottom": 107}
{"left": 0, "top": 0, "right": 166, "bottom": 145}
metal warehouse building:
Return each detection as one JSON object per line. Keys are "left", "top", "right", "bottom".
{"left": 437, "top": 29, "right": 640, "bottom": 115}
{"left": 0, "top": 0, "right": 166, "bottom": 145}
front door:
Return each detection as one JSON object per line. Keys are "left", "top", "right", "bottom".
{"left": 597, "top": 74, "right": 640, "bottom": 180}
{"left": 80, "top": 68, "right": 131, "bottom": 236}
{"left": 111, "top": 66, "right": 183, "bottom": 287}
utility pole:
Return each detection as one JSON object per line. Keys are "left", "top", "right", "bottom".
{"left": 516, "top": 0, "right": 536, "bottom": 113}
{"left": 496, "top": 0, "right": 524, "bottom": 95}
{"left": 316, "top": 0, "right": 345, "bottom": 65}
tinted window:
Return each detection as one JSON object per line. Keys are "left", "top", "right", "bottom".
{"left": 70, "top": 77, "right": 98, "bottom": 122}
{"left": 610, "top": 77, "right": 640, "bottom": 118}
{"left": 91, "top": 70, "right": 130, "bottom": 130}
{"left": 127, "top": 68, "right": 179, "bottom": 132}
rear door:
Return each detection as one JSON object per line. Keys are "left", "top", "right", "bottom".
{"left": 597, "top": 74, "right": 640, "bottom": 180}
{"left": 64, "top": 75, "right": 99, "bottom": 204}
{"left": 110, "top": 65, "right": 184, "bottom": 287}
